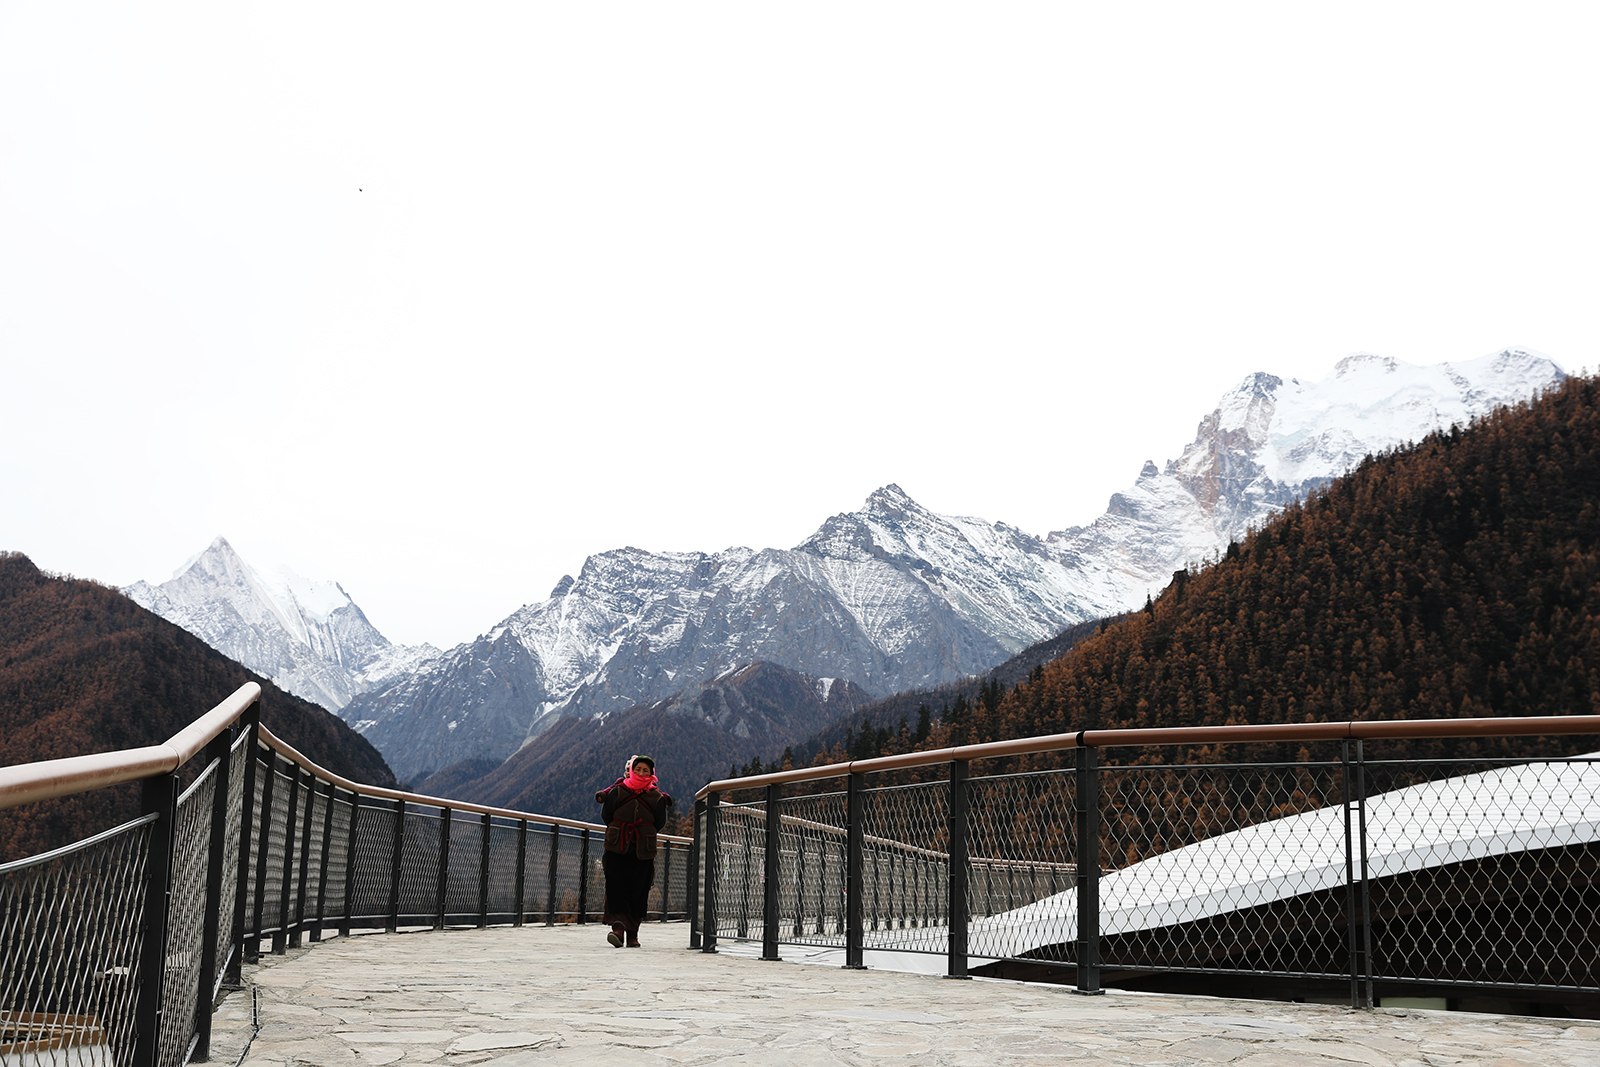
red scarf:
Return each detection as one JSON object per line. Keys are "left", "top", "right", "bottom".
{"left": 623, "top": 768, "right": 657, "bottom": 793}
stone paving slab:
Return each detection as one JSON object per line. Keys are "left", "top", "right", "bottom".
{"left": 205, "top": 925, "right": 1600, "bottom": 1067}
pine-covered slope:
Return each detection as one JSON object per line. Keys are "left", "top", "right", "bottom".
{"left": 0, "top": 553, "right": 396, "bottom": 862}
{"left": 1043, "top": 350, "right": 1568, "bottom": 620}
{"left": 958, "top": 374, "right": 1600, "bottom": 755}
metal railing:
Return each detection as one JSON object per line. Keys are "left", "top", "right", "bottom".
{"left": 0, "top": 683, "right": 690, "bottom": 1067}
{"left": 691, "top": 715, "right": 1600, "bottom": 1009}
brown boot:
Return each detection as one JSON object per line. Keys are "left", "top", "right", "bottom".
{"left": 626, "top": 934, "right": 641, "bottom": 948}
{"left": 606, "top": 925, "right": 624, "bottom": 948}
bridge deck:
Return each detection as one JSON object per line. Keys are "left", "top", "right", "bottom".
{"left": 210, "top": 925, "right": 1600, "bottom": 1067}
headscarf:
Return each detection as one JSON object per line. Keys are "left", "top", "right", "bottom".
{"left": 623, "top": 754, "right": 657, "bottom": 793}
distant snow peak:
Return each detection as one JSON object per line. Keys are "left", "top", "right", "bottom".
{"left": 125, "top": 538, "right": 438, "bottom": 713}
{"left": 1058, "top": 347, "right": 1567, "bottom": 619}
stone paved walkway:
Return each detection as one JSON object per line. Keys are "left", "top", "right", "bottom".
{"left": 208, "top": 925, "right": 1600, "bottom": 1067}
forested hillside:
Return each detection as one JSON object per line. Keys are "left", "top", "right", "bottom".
{"left": 987, "top": 375, "right": 1600, "bottom": 756}
{"left": 0, "top": 553, "right": 395, "bottom": 861}
{"left": 740, "top": 375, "right": 1600, "bottom": 780}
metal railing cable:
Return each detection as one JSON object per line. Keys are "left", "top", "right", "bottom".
{"left": 692, "top": 715, "right": 1600, "bottom": 1009}
{"left": 0, "top": 683, "right": 690, "bottom": 1067}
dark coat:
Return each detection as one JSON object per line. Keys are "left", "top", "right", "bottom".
{"left": 596, "top": 780, "right": 671, "bottom": 859}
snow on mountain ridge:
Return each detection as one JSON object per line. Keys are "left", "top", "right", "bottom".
{"left": 135, "top": 350, "right": 1568, "bottom": 785}
{"left": 1067, "top": 347, "right": 1568, "bottom": 619}
{"left": 125, "top": 536, "right": 438, "bottom": 712}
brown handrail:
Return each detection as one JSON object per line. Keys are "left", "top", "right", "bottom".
{"left": 257, "top": 723, "right": 693, "bottom": 844}
{"left": 695, "top": 712, "right": 1600, "bottom": 800}
{"left": 714, "top": 800, "right": 1076, "bottom": 869}
{"left": 0, "top": 682, "right": 263, "bottom": 811}
{"left": 0, "top": 682, "right": 692, "bottom": 844}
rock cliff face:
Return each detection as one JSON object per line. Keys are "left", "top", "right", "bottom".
{"left": 130, "top": 351, "right": 1567, "bottom": 785}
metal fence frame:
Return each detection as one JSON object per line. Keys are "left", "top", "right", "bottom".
{"left": 5, "top": 685, "right": 1598, "bottom": 1067}
{"left": 0, "top": 683, "right": 690, "bottom": 1067}
{"left": 692, "top": 716, "right": 1600, "bottom": 1010}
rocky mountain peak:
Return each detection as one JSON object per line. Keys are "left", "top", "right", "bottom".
{"left": 125, "top": 539, "right": 434, "bottom": 713}
{"left": 1333, "top": 352, "right": 1399, "bottom": 377}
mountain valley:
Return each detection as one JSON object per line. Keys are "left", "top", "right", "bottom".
{"left": 119, "top": 349, "right": 1569, "bottom": 792}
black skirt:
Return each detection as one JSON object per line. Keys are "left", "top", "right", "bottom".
{"left": 601, "top": 849, "right": 655, "bottom": 933}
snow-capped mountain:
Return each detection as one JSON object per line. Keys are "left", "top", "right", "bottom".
{"left": 127, "top": 350, "right": 1564, "bottom": 783}
{"left": 345, "top": 349, "right": 1565, "bottom": 782}
{"left": 1043, "top": 349, "right": 1567, "bottom": 615}
{"left": 124, "top": 537, "right": 437, "bottom": 711}
{"left": 348, "top": 500, "right": 1042, "bottom": 780}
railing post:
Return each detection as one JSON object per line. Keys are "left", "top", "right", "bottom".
{"left": 947, "top": 759, "right": 970, "bottom": 979}
{"left": 434, "top": 807, "right": 453, "bottom": 929}
{"left": 544, "top": 824, "right": 560, "bottom": 925}
{"left": 659, "top": 840, "right": 672, "bottom": 923}
{"left": 737, "top": 806, "right": 753, "bottom": 939}
{"left": 702, "top": 792, "right": 720, "bottom": 953}
{"left": 312, "top": 779, "right": 336, "bottom": 942}
{"left": 291, "top": 768, "right": 315, "bottom": 948}
{"left": 134, "top": 771, "right": 180, "bottom": 1067}
{"left": 687, "top": 798, "right": 704, "bottom": 948}
{"left": 1345, "top": 739, "right": 1373, "bottom": 1008}
{"left": 513, "top": 819, "right": 528, "bottom": 927}
{"left": 274, "top": 763, "right": 301, "bottom": 954}
{"left": 193, "top": 728, "right": 234, "bottom": 1061}
{"left": 477, "top": 812, "right": 492, "bottom": 928}
{"left": 248, "top": 752, "right": 276, "bottom": 963}
{"left": 793, "top": 833, "right": 808, "bottom": 938}
{"left": 762, "top": 783, "right": 782, "bottom": 961}
{"left": 227, "top": 703, "right": 260, "bottom": 985}
{"left": 386, "top": 799, "right": 405, "bottom": 933}
{"left": 577, "top": 828, "right": 592, "bottom": 923}
{"left": 1074, "top": 745, "right": 1103, "bottom": 994}
{"left": 845, "top": 771, "right": 866, "bottom": 970}
{"left": 340, "top": 793, "right": 361, "bottom": 938}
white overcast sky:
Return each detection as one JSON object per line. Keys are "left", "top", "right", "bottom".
{"left": 3, "top": 4, "right": 1597, "bottom": 649}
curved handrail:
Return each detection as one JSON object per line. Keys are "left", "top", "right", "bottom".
{"left": 256, "top": 721, "right": 693, "bottom": 844}
{"left": 0, "top": 682, "right": 693, "bottom": 845}
{"left": 0, "top": 682, "right": 263, "bottom": 811}
{"left": 695, "top": 712, "right": 1600, "bottom": 800}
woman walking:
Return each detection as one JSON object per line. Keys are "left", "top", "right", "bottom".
{"left": 595, "top": 754, "right": 671, "bottom": 947}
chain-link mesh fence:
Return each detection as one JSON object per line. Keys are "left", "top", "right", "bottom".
{"left": 1361, "top": 755, "right": 1600, "bottom": 995}
{"left": 0, "top": 695, "right": 694, "bottom": 1067}
{"left": 11, "top": 680, "right": 1600, "bottom": 1067}
{"left": 964, "top": 767, "right": 1078, "bottom": 964}
{"left": 775, "top": 789, "right": 849, "bottom": 946}
{"left": 694, "top": 747, "right": 1600, "bottom": 1009}
{"left": 861, "top": 781, "right": 949, "bottom": 954}
{"left": 216, "top": 733, "right": 248, "bottom": 974}
{"left": 0, "top": 815, "right": 154, "bottom": 1067}
{"left": 1086, "top": 760, "right": 1351, "bottom": 983}
{"left": 153, "top": 762, "right": 217, "bottom": 1067}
